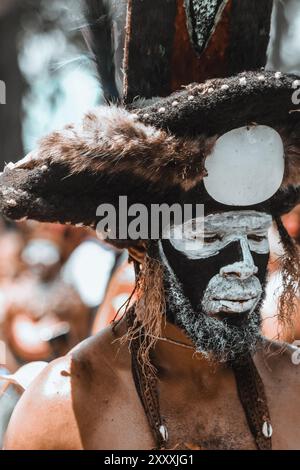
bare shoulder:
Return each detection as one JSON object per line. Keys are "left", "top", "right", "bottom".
{"left": 69, "top": 320, "right": 131, "bottom": 394}
{"left": 4, "top": 323, "right": 131, "bottom": 450}
{"left": 4, "top": 353, "right": 80, "bottom": 450}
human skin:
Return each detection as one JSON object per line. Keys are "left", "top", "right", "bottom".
{"left": 262, "top": 205, "right": 300, "bottom": 342}
{"left": 3, "top": 316, "right": 300, "bottom": 450}
{"left": 4, "top": 210, "right": 300, "bottom": 450}
{"left": 282, "top": 205, "right": 300, "bottom": 242}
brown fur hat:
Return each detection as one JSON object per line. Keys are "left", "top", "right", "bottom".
{"left": 0, "top": 71, "right": 299, "bottom": 247}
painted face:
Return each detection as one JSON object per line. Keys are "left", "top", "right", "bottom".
{"left": 158, "top": 210, "right": 273, "bottom": 361}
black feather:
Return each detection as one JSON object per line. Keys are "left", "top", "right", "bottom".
{"left": 82, "top": 0, "right": 123, "bottom": 102}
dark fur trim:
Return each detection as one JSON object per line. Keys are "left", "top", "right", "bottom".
{"left": 0, "top": 165, "right": 162, "bottom": 249}
{"left": 134, "top": 71, "right": 300, "bottom": 137}
{"left": 14, "top": 106, "right": 210, "bottom": 192}
{"left": 13, "top": 96, "right": 300, "bottom": 190}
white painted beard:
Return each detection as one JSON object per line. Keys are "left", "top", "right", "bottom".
{"left": 202, "top": 274, "right": 263, "bottom": 316}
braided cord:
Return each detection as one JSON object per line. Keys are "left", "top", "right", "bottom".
{"left": 128, "top": 307, "right": 272, "bottom": 450}
{"left": 232, "top": 354, "right": 272, "bottom": 450}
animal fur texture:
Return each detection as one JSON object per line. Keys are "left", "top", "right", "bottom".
{"left": 12, "top": 101, "right": 300, "bottom": 191}
{"left": 0, "top": 71, "right": 300, "bottom": 243}
{"left": 13, "top": 105, "right": 209, "bottom": 192}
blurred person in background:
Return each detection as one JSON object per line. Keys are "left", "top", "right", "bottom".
{"left": 91, "top": 254, "right": 136, "bottom": 334}
{"left": 0, "top": 0, "right": 114, "bottom": 369}
{"left": 262, "top": 205, "right": 300, "bottom": 342}
{"left": 2, "top": 231, "right": 88, "bottom": 364}
{"left": 0, "top": 0, "right": 122, "bottom": 447}
{"left": 1, "top": 222, "right": 119, "bottom": 365}
{"left": 0, "top": 221, "right": 119, "bottom": 445}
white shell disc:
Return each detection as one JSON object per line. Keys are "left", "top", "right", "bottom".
{"left": 204, "top": 125, "right": 284, "bottom": 206}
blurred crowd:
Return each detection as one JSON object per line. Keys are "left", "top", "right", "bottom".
{"left": 0, "top": 217, "right": 135, "bottom": 445}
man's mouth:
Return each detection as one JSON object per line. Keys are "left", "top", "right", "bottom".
{"left": 201, "top": 274, "right": 263, "bottom": 317}
{"left": 209, "top": 296, "right": 259, "bottom": 314}
{"left": 213, "top": 295, "right": 257, "bottom": 302}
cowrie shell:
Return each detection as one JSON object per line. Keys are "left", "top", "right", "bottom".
{"left": 262, "top": 421, "right": 273, "bottom": 438}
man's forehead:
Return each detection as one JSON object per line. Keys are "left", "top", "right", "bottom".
{"left": 204, "top": 211, "right": 272, "bottom": 230}
{"left": 169, "top": 210, "right": 272, "bottom": 239}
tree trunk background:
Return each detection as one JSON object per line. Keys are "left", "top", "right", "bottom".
{"left": 0, "top": 1, "right": 24, "bottom": 168}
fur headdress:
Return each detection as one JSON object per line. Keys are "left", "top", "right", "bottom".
{"left": 0, "top": 1, "right": 299, "bottom": 249}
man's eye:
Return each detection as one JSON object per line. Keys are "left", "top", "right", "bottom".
{"left": 248, "top": 234, "right": 266, "bottom": 242}
{"left": 205, "top": 234, "right": 222, "bottom": 243}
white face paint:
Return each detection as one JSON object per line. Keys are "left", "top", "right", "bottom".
{"left": 167, "top": 211, "right": 272, "bottom": 316}
{"left": 170, "top": 211, "right": 272, "bottom": 260}
{"left": 204, "top": 125, "right": 284, "bottom": 206}
{"left": 202, "top": 275, "right": 263, "bottom": 315}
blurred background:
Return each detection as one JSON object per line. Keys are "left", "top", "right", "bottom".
{"left": 0, "top": 0, "right": 299, "bottom": 445}
{"left": 0, "top": 0, "right": 102, "bottom": 165}
{"left": 0, "top": 0, "right": 136, "bottom": 444}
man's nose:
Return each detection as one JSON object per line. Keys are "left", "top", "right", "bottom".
{"left": 220, "top": 236, "right": 258, "bottom": 280}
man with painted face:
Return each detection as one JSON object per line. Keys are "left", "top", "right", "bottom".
{"left": 2, "top": 103, "right": 300, "bottom": 450}
{"left": 2, "top": 0, "right": 300, "bottom": 452}
{"left": 153, "top": 124, "right": 293, "bottom": 367}
{"left": 159, "top": 210, "right": 271, "bottom": 363}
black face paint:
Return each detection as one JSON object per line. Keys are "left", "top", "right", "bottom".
{"left": 155, "top": 210, "right": 273, "bottom": 362}
{"left": 161, "top": 239, "right": 269, "bottom": 315}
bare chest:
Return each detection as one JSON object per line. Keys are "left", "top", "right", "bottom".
{"left": 75, "top": 371, "right": 300, "bottom": 450}
{"left": 157, "top": 379, "right": 300, "bottom": 450}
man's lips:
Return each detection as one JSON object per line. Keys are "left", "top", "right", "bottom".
{"left": 202, "top": 274, "right": 263, "bottom": 316}
{"left": 209, "top": 296, "right": 259, "bottom": 314}
{"left": 213, "top": 296, "right": 257, "bottom": 302}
